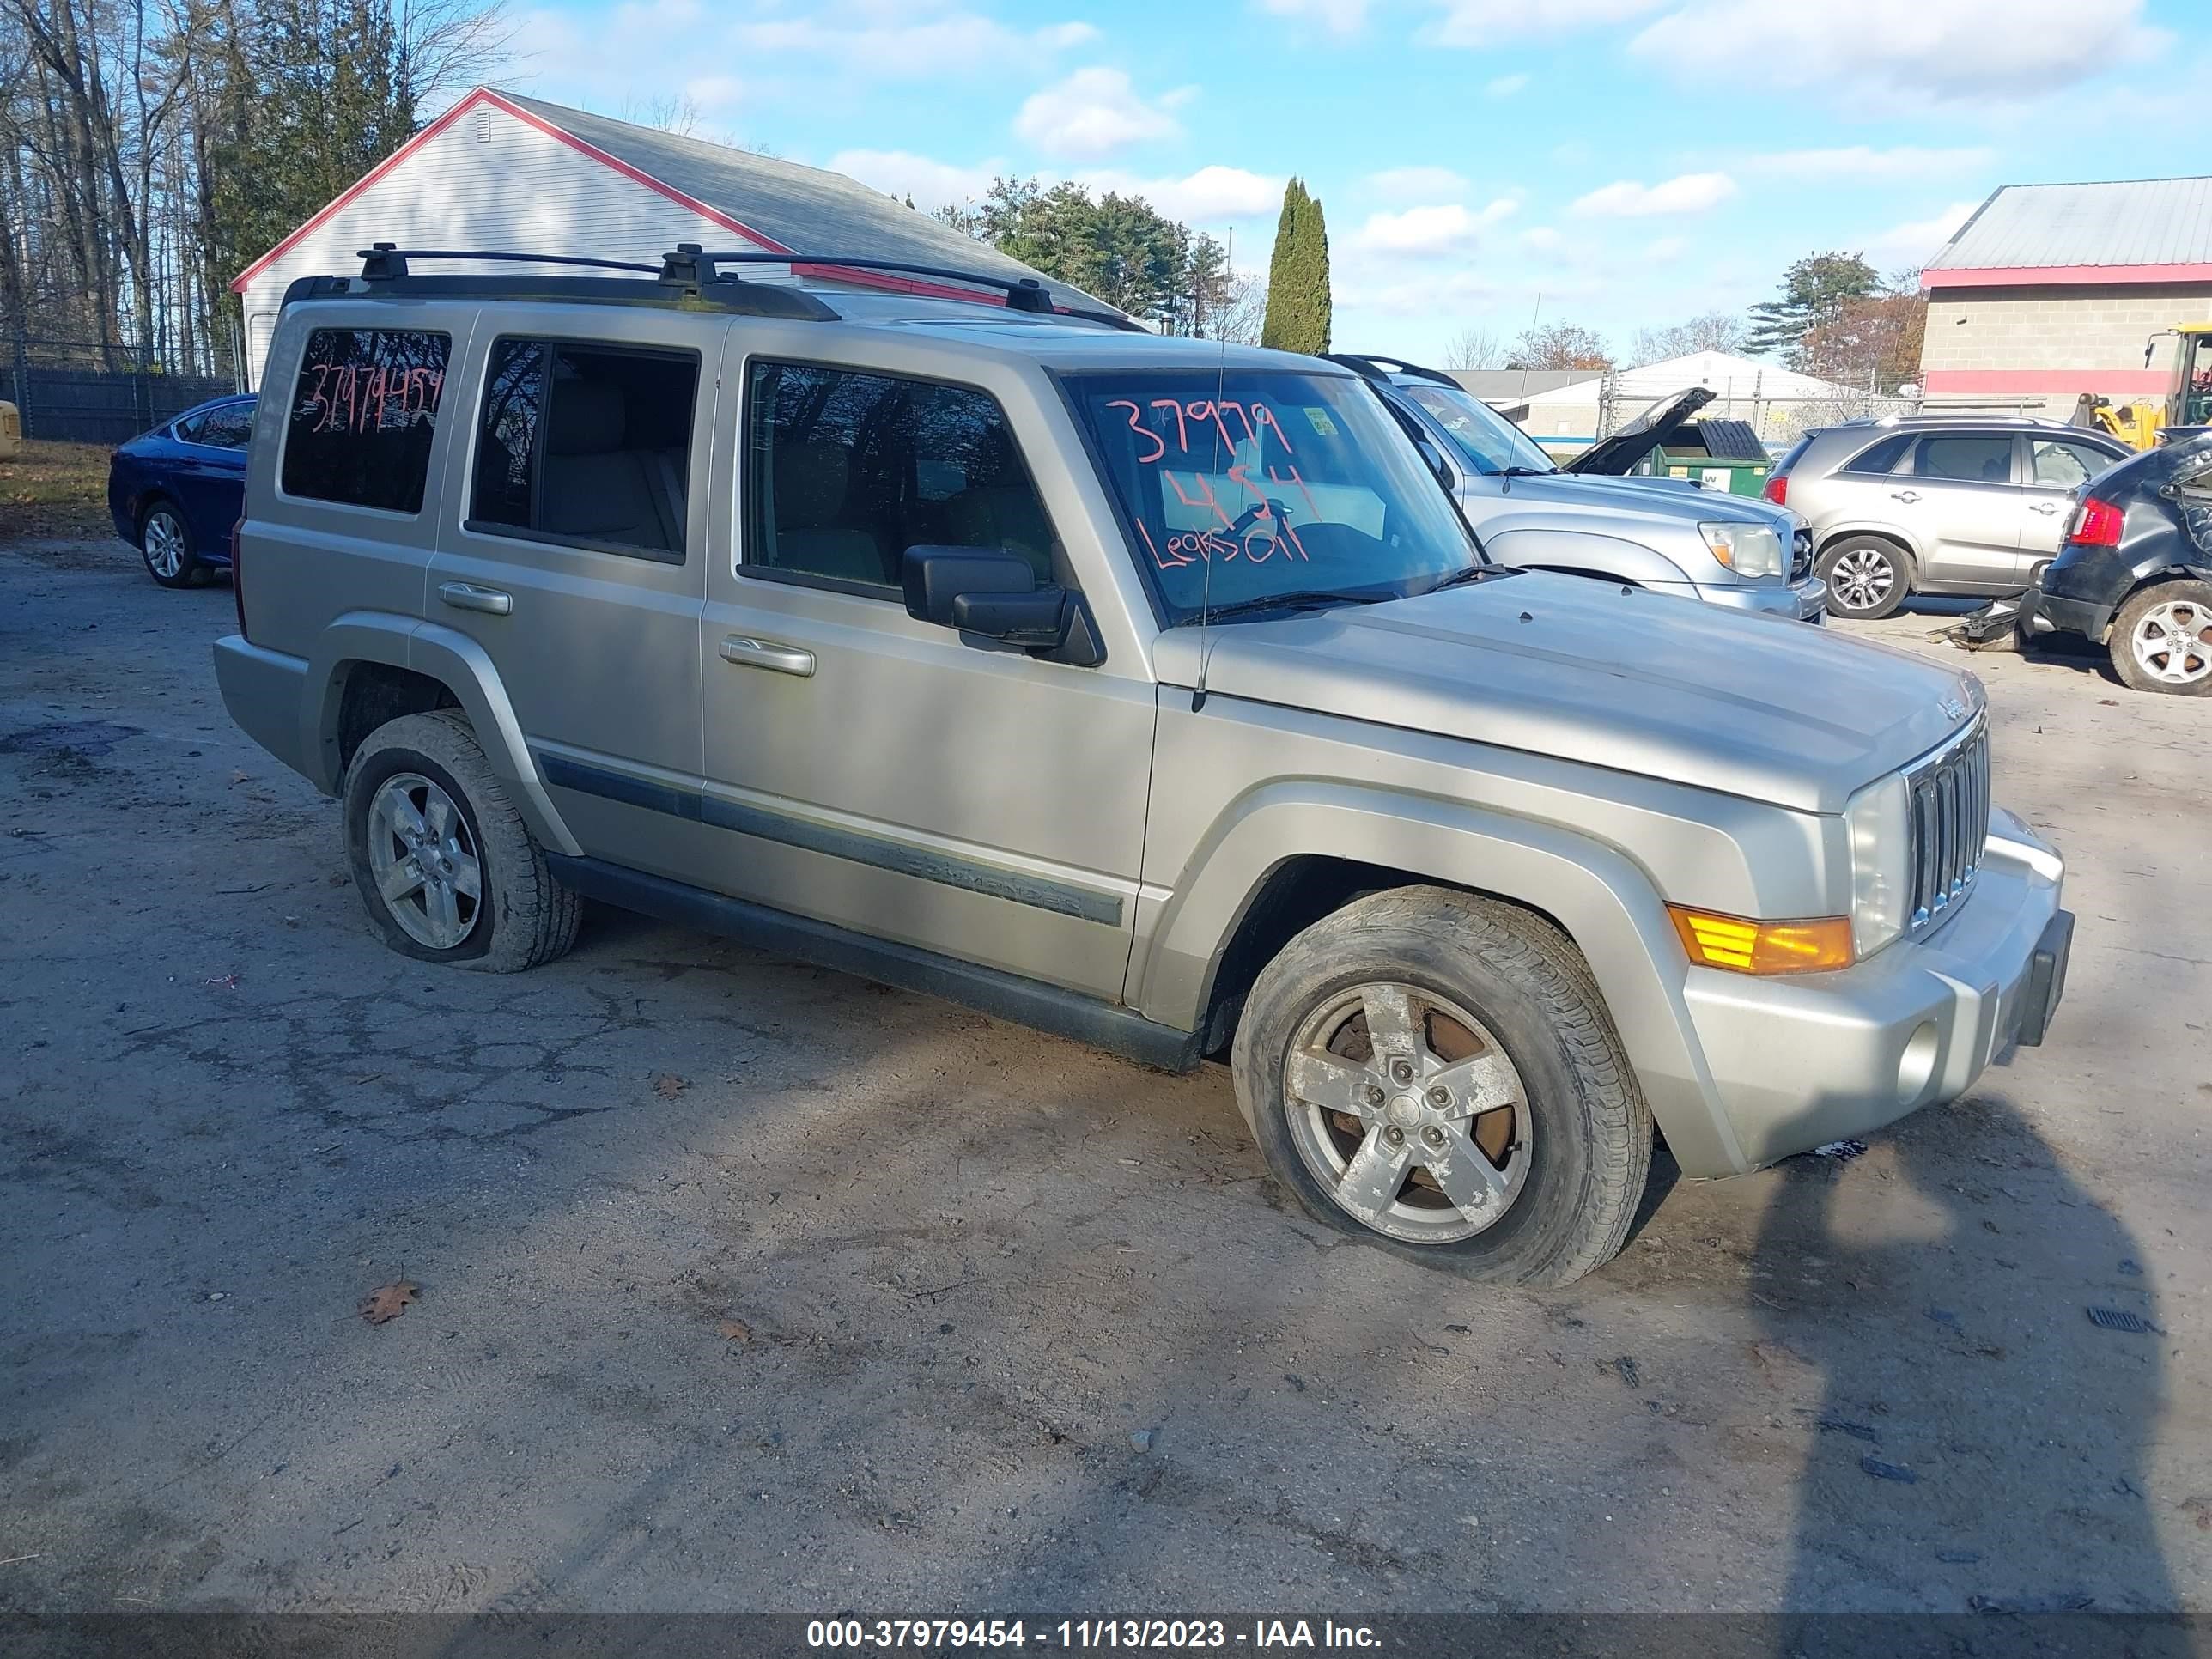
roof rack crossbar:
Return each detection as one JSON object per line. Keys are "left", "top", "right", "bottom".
{"left": 358, "top": 244, "right": 664, "bottom": 280}
{"left": 1322, "top": 353, "right": 1463, "bottom": 389}
{"left": 677, "top": 248, "right": 1147, "bottom": 332}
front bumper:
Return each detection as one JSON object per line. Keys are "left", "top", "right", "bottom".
{"left": 1683, "top": 572, "right": 1828, "bottom": 623}
{"left": 1680, "top": 809, "right": 2069, "bottom": 1170}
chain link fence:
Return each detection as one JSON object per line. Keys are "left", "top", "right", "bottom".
{"left": 6, "top": 334, "right": 244, "bottom": 445}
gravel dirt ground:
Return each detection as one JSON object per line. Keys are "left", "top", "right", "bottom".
{"left": 2, "top": 536, "right": 2207, "bottom": 1617}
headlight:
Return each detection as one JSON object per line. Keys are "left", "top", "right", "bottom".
{"left": 1699, "top": 521, "right": 1785, "bottom": 580}
{"left": 1844, "top": 771, "right": 1911, "bottom": 958}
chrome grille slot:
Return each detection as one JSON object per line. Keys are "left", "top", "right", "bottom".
{"left": 1906, "top": 720, "right": 1988, "bottom": 935}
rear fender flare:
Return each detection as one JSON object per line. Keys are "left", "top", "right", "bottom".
{"left": 1136, "top": 782, "right": 1746, "bottom": 1176}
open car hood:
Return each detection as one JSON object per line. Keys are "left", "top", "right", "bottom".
{"left": 1562, "top": 386, "right": 1716, "bottom": 476}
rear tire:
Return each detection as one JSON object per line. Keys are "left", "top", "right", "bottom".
{"left": 1818, "top": 537, "right": 1912, "bottom": 620}
{"left": 2109, "top": 580, "right": 2212, "bottom": 696}
{"left": 1231, "top": 887, "right": 1651, "bottom": 1287}
{"left": 342, "top": 710, "right": 580, "bottom": 971}
{"left": 138, "top": 501, "right": 206, "bottom": 589}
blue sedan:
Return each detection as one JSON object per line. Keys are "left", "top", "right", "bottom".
{"left": 107, "top": 393, "right": 255, "bottom": 587}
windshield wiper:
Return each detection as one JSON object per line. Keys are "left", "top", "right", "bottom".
{"left": 1186, "top": 589, "right": 1387, "bottom": 625}
{"left": 1421, "top": 563, "right": 1515, "bottom": 594}
{"left": 1498, "top": 465, "right": 1553, "bottom": 477}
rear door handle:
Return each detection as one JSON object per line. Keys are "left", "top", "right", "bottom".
{"left": 2028, "top": 501, "right": 2062, "bottom": 514}
{"left": 1891, "top": 489, "right": 1921, "bottom": 504}
{"left": 720, "top": 635, "right": 815, "bottom": 678}
{"left": 438, "top": 580, "right": 513, "bottom": 616}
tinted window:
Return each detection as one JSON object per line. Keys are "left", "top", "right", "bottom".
{"left": 469, "top": 339, "right": 697, "bottom": 561}
{"left": 1401, "top": 384, "right": 1557, "bottom": 475}
{"left": 1840, "top": 433, "right": 1911, "bottom": 475}
{"left": 281, "top": 329, "right": 448, "bottom": 513}
{"left": 1066, "top": 368, "right": 1480, "bottom": 623}
{"left": 744, "top": 362, "right": 1059, "bottom": 591}
{"left": 190, "top": 404, "right": 252, "bottom": 451}
{"left": 1910, "top": 433, "right": 2013, "bottom": 483}
{"left": 2028, "top": 439, "right": 2112, "bottom": 489}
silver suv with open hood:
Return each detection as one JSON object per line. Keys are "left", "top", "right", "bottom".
{"left": 212, "top": 246, "right": 2070, "bottom": 1285}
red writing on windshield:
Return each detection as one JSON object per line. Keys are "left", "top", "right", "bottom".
{"left": 1108, "top": 398, "right": 1319, "bottom": 569}
{"left": 300, "top": 362, "right": 445, "bottom": 435}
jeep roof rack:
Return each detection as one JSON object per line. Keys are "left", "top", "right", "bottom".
{"left": 323, "top": 241, "right": 1146, "bottom": 333}
{"left": 1323, "top": 353, "right": 1462, "bottom": 389}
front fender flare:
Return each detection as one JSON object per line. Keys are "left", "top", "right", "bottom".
{"left": 1136, "top": 782, "right": 1747, "bottom": 1176}
{"left": 1482, "top": 527, "right": 1697, "bottom": 588}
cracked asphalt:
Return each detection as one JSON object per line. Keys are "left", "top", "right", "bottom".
{"left": 2, "top": 535, "right": 2209, "bottom": 1616}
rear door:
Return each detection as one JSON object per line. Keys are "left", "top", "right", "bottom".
{"left": 2018, "top": 434, "right": 2123, "bottom": 570}
{"left": 424, "top": 307, "right": 720, "bottom": 882}
{"left": 1893, "top": 429, "right": 2024, "bottom": 591}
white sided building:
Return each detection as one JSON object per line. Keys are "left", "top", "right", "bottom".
{"left": 1514, "top": 350, "right": 1862, "bottom": 458}
{"left": 231, "top": 88, "right": 1097, "bottom": 387}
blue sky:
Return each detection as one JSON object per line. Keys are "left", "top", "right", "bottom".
{"left": 500, "top": 0, "right": 2205, "bottom": 361}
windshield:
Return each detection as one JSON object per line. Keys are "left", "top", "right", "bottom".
{"left": 1401, "top": 383, "right": 1558, "bottom": 476}
{"left": 1066, "top": 368, "right": 1480, "bottom": 623}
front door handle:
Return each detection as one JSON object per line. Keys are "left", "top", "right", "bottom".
{"left": 438, "top": 581, "right": 513, "bottom": 616}
{"left": 720, "top": 635, "right": 815, "bottom": 678}
{"left": 1891, "top": 489, "right": 1921, "bottom": 504}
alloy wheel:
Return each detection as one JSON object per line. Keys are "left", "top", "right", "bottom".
{"left": 1829, "top": 547, "right": 1894, "bottom": 612}
{"left": 365, "top": 772, "right": 484, "bottom": 949}
{"left": 1281, "top": 981, "right": 1532, "bottom": 1245}
{"left": 2128, "top": 599, "right": 2212, "bottom": 687}
{"left": 143, "top": 510, "right": 186, "bottom": 579}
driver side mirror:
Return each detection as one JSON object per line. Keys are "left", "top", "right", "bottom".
{"left": 901, "top": 545, "right": 1103, "bottom": 666}
{"left": 1413, "top": 436, "right": 1454, "bottom": 489}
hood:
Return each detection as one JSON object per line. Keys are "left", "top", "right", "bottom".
{"left": 1563, "top": 386, "right": 1715, "bottom": 475}
{"left": 1152, "top": 572, "right": 1980, "bottom": 814}
{"left": 1486, "top": 467, "right": 1785, "bottom": 529}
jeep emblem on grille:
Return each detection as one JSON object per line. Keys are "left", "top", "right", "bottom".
{"left": 1939, "top": 696, "right": 1967, "bottom": 721}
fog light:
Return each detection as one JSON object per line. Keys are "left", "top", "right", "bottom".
{"left": 1668, "top": 907, "right": 1855, "bottom": 975}
{"left": 1897, "top": 1021, "right": 1939, "bottom": 1105}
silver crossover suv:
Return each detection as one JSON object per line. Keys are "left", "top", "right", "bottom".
{"left": 1774, "top": 416, "right": 2130, "bottom": 620}
{"left": 212, "top": 247, "right": 2070, "bottom": 1286}
{"left": 1342, "top": 357, "right": 1826, "bottom": 623}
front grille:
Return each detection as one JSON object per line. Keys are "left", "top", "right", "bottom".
{"left": 1905, "top": 720, "right": 1990, "bottom": 935}
{"left": 1790, "top": 527, "right": 1813, "bottom": 580}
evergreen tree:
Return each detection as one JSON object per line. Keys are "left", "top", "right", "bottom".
{"left": 1261, "top": 179, "right": 1331, "bottom": 355}
{"left": 1746, "top": 252, "right": 1881, "bottom": 363}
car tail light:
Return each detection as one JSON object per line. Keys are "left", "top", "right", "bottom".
{"left": 230, "top": 517, "right": 247, "bottom": 638}
{"left": 1763, "top": 474, "right": 1788, "bottom": 507}
{"left": 2067, "top": 496, "right": 2124, "bottom": 547}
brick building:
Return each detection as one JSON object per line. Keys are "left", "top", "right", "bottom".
{"left": 1919, "top": 176, "right": 2212, "bottom": 417}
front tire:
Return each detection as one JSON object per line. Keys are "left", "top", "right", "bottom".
{"left": 1818, "top": 537, "right": 1912, "bottom": 620}
{"left": 342, "top": 710, "right": 580, "bottom": 971}
{"left": 138, "top": 501, "right": 205, "bottom": 589}
{"left": 1231, "top": 888, "right": 1651, "bottom": 1286}
{"left": 2109, "top": 580, "right": 2212, "bottom": 696}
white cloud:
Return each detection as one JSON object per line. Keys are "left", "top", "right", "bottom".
{"left": 1014, "top": 67, "right": 1184, "bottom": 160}
{"left": 1521, "top": 226, "right": 1563, "bottom": 252}
{"left": 1352, "top": 199, "right": 1518, "bottom": 255}
{"left": 1257, "top": 0, "right": 1372, "bottom": 34}
{"left": 1083, "top": 165, "right": 1286, "bottom": 222}
{"left": 1485, "top": 71, "right": 1530, "bottom": 96}
{"left": 828, "top": 149, "right": 1003, "bottom": 211}
{"left": 1429, "top": 0, "right": 1663, "bottom": 46}
{"left": 1366, "top": 166, "right": 1470, "bottom": 203}
{"left": 1632, "top": 0, "right": 2161, "bottom": 105}
{"left": 1571, "top": 172, "right": 1736, "bottom": 216}
{"left": 1863, "top": 200, "right": 1980, "bottom": 270}
{"left": 1746, "top": 145, "right": 1996, "bottom": 182}
{"left": 683, "top": 75, "right": 744, "bottom": 114}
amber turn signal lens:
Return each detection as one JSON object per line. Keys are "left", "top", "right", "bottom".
{"left": 1667, "top": 906, "right": 1855, "bottom": 975}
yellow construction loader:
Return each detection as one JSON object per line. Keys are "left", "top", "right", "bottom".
{"left": 2071, "top": 323, "right": 2212, "bottom": 449}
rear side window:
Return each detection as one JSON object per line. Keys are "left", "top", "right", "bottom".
{"left": 1909, "top": 433, "right": 2014, "bottom": 483}
{"left": 281, "top": 329, "right": 448, "bottom": 513}
{"left": 744, "top": 361, "right": 1060, "bottom": 592}
{"left": 1839, "top": 433, "right": 1911, "bottom": 475}
{"left": 468, "top": 339, "right": 699, "bottom": 562}
{"left": 2027, "top": 439, "right": 2113, "bottom": 489}
{"left": 186, "top": 404, "right": 252, "bottom": 451}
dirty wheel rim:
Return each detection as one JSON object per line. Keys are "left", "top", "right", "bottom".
{"left": 2129, "top": 599, "right": 2212, "bottom": 685}
{"left": 143, "top": 511, "right": 185, "bottom": 578}
{"left": 1282, "top": 981, "right": 1532, "bottom": 1245}
{"left": 1831, "top": 548, "right": 1893, "bottom": 611}
{"left": 366, "top": 772, "right": 483, "bottom": 949}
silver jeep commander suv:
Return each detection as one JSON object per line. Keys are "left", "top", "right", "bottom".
{"left": 214, "top": 246, "right": 2074, "bottom": 1286}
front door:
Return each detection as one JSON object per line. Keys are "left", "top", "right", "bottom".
{"left": 424, "top": 308, "right": 719, "bottom": 882}
{"left": 1894, "top": 429, "right": 2024, "bottom": 592}
{"left": 698, "top": 356, "right": 1152, "bottom": 1000}
{"left": 171, "top": 399, "right": 252, "bottom": 548}
{"left": 2018, "top": 434, "right": 2121, "bottom": 573}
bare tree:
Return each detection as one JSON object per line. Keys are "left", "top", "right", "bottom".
{"left": 1629, "top": 311, "right": 1745, "bottom": 366}
{"left": 1509, "top": 319, "right": 1611, "bottom": 371}
{"left": 1445, "top": 326, "right": 1504, "bottom": 370}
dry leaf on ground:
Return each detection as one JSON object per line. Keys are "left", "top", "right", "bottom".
{"left": 360, "top": 1281, "right": 419, "bottom": 1324}
{"left": 718, "top": 1318, "right": 752, "bottom": 1341}
{"left": 653, "top": 1073, "right": 689, "bottom": 1099}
